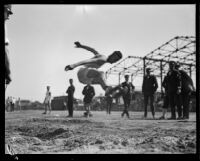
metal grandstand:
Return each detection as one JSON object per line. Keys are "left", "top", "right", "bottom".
{"left": 105, "top": 36, "right": 196, "bottom": 92}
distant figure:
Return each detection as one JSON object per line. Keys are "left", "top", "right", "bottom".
{"left": 5, "top": 97, "right": 10, "bottom": 112}
{"left": 121, "top": 75, "right": 135, "bottom": 118}
{"left": 5, "top": 4, "right": 13, "bottom": 86}
{"left": 43, "top": 86, "right": 51, "bottom": 114}
{"left": 166, "top": 61, "right": 182, "bottom": 120}
{"left": 65, "top": 41, "right": 122, "bottom": 92}
{"left": 105, "top": 88, "right": 113, "bottom": 114}
{"left": 82, "top": 83, "right": 95, "bottom": 117}
{"left": 159, "top": 75, "right": 170, "bottom": 119}
{"left": 17, "top": 98, "right": 21, "bottom": 111}
{"left": 142, "top": 68, "right": 158, "bottom": 119}
{"left": 66, "top": 79, "right": 75, "bottom": 117}
{"left": 175, "top": 62, "right": 195, "bottom": 119}
{"left": 10, "top": 97, "right": 14, "bottom": 112}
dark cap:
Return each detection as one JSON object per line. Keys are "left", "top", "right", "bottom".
{"left": 146, "top": 68, "right": 152, "bottom": 72}
{"left": 124, "top": 75, "right": 129, "bottom": 78}
{"left": 5, "top": 4, "right": 13, "bottom": 14}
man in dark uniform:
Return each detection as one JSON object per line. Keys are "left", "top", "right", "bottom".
{"left": 167, "top": 61, "right": 182, "bottom": 120}
{"left": 159, "top": 75, "right": 170, "bottom": 119}
{"left": 5, "top": 4, "right": 13, "bottom": 86}
{"left": 121, "top": 75, "right": 135, "bottom": 118}
{"left": 142, "top": 68, "right": 158, "bottom": 119}
{"left": 175, "top": 62, "right": 195, "bottom": 119}
{"left": 105, "top": 90, "right": 113, "bottom": 115}
{"left": 82, "top": 83, "right": 95, "bottom": 117}
{"left": 66, "top": 79, "right": 75, "bottom": 117}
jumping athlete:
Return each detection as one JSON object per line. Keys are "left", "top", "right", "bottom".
{"left": 65, "top": 41, "right": 122, "bottom": 92}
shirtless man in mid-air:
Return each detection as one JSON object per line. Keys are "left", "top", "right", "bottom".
{"left": 65, "top": 41, "right": 123, "bottom": 95}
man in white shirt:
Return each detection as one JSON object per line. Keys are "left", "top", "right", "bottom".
{"left": 43, "top": 86, "right": 52, "bottom": 114}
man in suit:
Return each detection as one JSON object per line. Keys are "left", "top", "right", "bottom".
{"left": 166, "top": 61, "right": 182, "bottom": 120}
{"left": 82, "top": 83, "right": 95, "bottom": 117}
{"left": 142, "top": 68, "right": 158, "bottom": 119}
{"left": 105, "top": 89, "right": 113, "bottom": 115}
{"left": 159, "top": 75, "right": 170, "bottom": 119}
{"left": 66, "top": 79, "right": 75, "bottom": 117}
{"left": 175, "top": 62, "right": 195, "bottom": 119}
{"left": 121, "top": 75, "right": 135, "bottom": 118}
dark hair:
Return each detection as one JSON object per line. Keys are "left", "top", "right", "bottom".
{"left": 146, "top": 68, "right": 151, "bottom": 71}
{"left": 169, "top": 61, "right": 176, "bottom": 65}
{"left": 107, "top": 51, "right": 122, "bottom": 63}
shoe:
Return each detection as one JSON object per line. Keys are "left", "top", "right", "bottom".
{"left": 42, "top": 112, "right": 47, "bottom": 114}
{"left": 177, "top": 117, "right": 182, "bottom": 120}
{"left": 64, "top": 65, "right": 73, "bottom": 71}
{"left": 167, "top": 117, "right": 176, "bottom": 120}
{"left": 142, "top": 116, "right": 147, "bottom": 119}
{"left": 159, "top": 116, "right": 165, "bottom": 120}
{"left": 182, "top": 116, "right": 189, "bottom": 120}
{"left": 121, "top": 113, "right": 124, "bottom": 118}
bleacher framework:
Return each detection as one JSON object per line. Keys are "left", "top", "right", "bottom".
{"left": 105, "top": 36, "right": 196, "bottom": 93}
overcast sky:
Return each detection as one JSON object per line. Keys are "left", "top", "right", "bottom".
{"left": 5, "top": 5, "right": 195, "bottom": 102}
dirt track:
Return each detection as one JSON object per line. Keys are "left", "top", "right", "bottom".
{"left": 5, "top": 110, "right": 196, "bottom": 154}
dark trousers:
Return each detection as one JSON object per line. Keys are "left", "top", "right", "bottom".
{"left": 10, "top": 103, "right": 14, "bottom": 112}
{"left": 106, "top": 102, "right": 112, "bottom": 114}
{"left": 67, "top": 100, "right": 73, "bottom": 117}
{"left": 144, "top": 94, "right": 155, "bottom": 117}
{"left": 5, "top": 48, "right": 11, "bottom": 83}
{"left": 169, "top": 93, "right": 182, "bottom": 118}
{"left": 163, "top": 95, "right": 169, "bottom": 109}
{"left": 122, "top": 97, "right": 130, "bottom": 117}
{"left": 182, "top": 92, "right": 191, "bottom": 118}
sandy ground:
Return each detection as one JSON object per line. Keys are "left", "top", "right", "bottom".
{"left": 5, "top": 110, "right": 196, "bottom": 154}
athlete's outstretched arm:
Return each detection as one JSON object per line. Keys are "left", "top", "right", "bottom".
{"left": 74, "top": 41, "right": 100, "bottom": 56}
{"left": 69, "top": 57, "right": 104, "bottom": 69}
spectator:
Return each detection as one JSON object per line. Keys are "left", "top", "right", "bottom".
{"left": 10, "top": 97, "right": 14, "bottom": 112}
{"left": 17, "top": 98, "right": 21, "bottom": 111}
{"left": 66, "top": 79, "right": 75, "bottom": 117}
{"left": 82, "top": 82, "right": 95, "bottom": 117}
{"left": 43, "top": 86, "right": 51, "bottom": 114}
{"left": 166, "top": 61, "right": 182, "bottom": 120}
{"left": 142, "top": 68, "right": 158, "bottom": 119}
{"left": 159, "top": 75, "right": 170, "bottom": 119}
{"left": 175, "top": 62, "right": 195, "bottom": 119}
{"left": 105, "top": 88, "right": 113, "bottom": 114}
{"left": 121, "top": 75, "right": 135, "bottom": 118}
{"left": 5, "top": 4, "right": 13, "bottom": 86}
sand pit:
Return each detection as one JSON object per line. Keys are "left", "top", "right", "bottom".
{"left": 5, "top": 110, "right": 196, "bottom": 154}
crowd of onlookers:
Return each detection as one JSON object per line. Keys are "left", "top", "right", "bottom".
{"left": 5, "top": 97, "right": 21, "bottom": 112}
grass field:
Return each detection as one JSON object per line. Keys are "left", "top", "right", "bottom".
{"left": 5, "top": 110, "right": 196, "bottom": 154}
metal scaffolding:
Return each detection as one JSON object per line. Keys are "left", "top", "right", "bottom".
{"left": 105, "top": 36, "right": 196, "bottom": 92}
